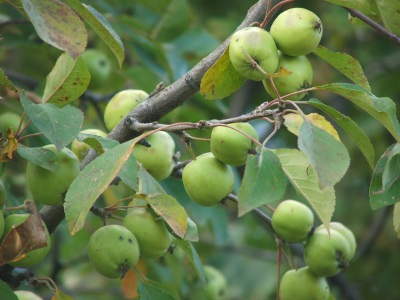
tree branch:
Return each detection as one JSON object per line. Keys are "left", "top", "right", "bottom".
{"left": 346, "top": 8, "right": 400, "bottom": 45}
{"left": 81, "top": 0, "right": 275, "bottom": 167}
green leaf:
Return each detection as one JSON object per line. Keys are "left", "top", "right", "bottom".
{"left": 308, "top": 98, "right": 375, "bottom": 169}
{"left": 319, "top": 83, "right": 400, "bottom": 142}
{"left": 147, "top": 193, "right": 188, "bottom": 239}
{"left": 200, "top": 46, "right": 246, "bottom": 100}
{"left": 0, "top": 69, "right": 20, "bottom": 93}
{"left": 22, "top": 0, "right": 87, "bottom": 58}
{"left": 298, "top": 122, "right": 350, "bottom": 189}
{"left": 0, "top": 281, "right": 18, "bottom": 300}
{"left": 382, "top": 143, "right": 400, "bottom": 191}
{"left": 184, "top": 216, "right": 199, "bottom": 242}
{"left": 175, "top": 239, "right": 205, "bottom": 285}
{"left": 369, "top": 144, "right": 400, "bottom": 209}
{"left": 273, "top": 149, "right": 336, "bottom": 227}
{"left": 238, "top": 149, "right": 286, "bottom": 216}
{"left": 63, "top": 0, "right": 125, "bottom": 66}
{"left": 375, "top": 0, "right": 400, "bottom": 36}
{"left": 323, "top": 0, "right": 379, "bottom": 20}
{"left": 64, "top": 139, "right": 136, "bottom": 235}
{"left": 118, "top": 155, "right": 139, "bottom": 192}
{"left": 20, "top": 92, "right": 83, "bottom": 151}
{"left": 17, "top": 144, "right": 57, "bottom": 172}
{"left": 76, "top": 133, "right": 118, "bottom": 156}
{"left": 312, "top": 46, "right": 370, "bottom": 91}
{"left": 138, "top": 166, "right": 166, "bottom": 195}
{"left": 393, "top": 202, "right": 400, "bottom": 239}
{"left": 137, "top": 278, "right": 180, "bottom": 300}
{"left": 42, "top": 52, "right": 90, "bottom": 106}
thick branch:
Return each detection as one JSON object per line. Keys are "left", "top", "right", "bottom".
{"left": 82, "top": 0, "right": 274, "bottom": 168}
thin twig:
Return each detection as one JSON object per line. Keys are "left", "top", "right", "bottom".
{"left": 346, "top": 8, "right": 400, "bottom": 45}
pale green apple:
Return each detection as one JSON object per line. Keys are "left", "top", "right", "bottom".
{"left": 210, "top": 122, "right": 259, "bottom": 166}
{"left": 263, "top": 53, "right": 313, "bottom": 101}
{"left": 203, "top": 265, "right": 228, "bottom": 300}
{"left": 182, "top": 152, "right": 234, "bottom": 206}
{"left": 82, "top": 49, "right": 112, "bottom": 90}
{"left": 270, "top": 8, "right": 323, "bottom": 56}
{"left": 229, "top": 27, "right": 279, "bottom": 80}
{"left": 14, "top": 290, "right": 43, "bottom": 300}
{"left": 123, "top": 206, "right": 172, "bottom": 259}
{"left": 87, "top": 225, "right": 140, "bottom": 279}
{"left": 0, "top": 111, "right": 24, "bottom": 135}
{"left": 271, "top": 199, "right": 314, "bottom": 243}
{"left": 280, "top": 267, "right": 330, "bottom": 300}
{"left": 104, "top": 89, "right": 149, "bottom": 131}
{"left": 132, "top": 131, "right": 175, "bottom": 181}
{"left": 26, "top": 144, "right": 80, "bottom": 206}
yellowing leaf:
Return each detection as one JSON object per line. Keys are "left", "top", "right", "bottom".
{"left": 0, "top": 128, "right": 18, "bottom": 162}
{"left": 284, "top": 113, "right": 340, "bottom": 141}
{"left": 200, "top": 47, "right": 246, "bottom": 100}
{"left": 43, "top": 52, "right": 90, "bottom": 106}
{"left": 52, "top": 288, "right": 74, "bottom": 300}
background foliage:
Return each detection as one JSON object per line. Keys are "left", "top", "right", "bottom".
{"left": 0, "top": 0, "right": 400, "bottom": 299}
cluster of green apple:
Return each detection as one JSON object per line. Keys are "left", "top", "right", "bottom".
{"left": 102, "top": 89, "right": 177, "bottom": 181}
{"left": 87, "top": 204, "right": 173, "bottom": 279}
{"left": 182, "top": 122, "right": 259, "bottom": 207}
{"left": 229, "top": 7, "right": 322, "bottom": 101}
{"left": 81, "top": 48, "right": 112, "bottom": 90}
{"left": 271, "top": 200, "right": 357, "bottom": 299}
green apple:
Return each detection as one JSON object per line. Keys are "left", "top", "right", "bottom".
{"left": 315, "top": 222, "right": 357, "bottom": 259}
{"left": 26, "top": 144, "right": 80, "bottom": 206}
{"left": 0, "top": 111, "right": 24, "bottom": 135}
{"left": 210, "top": 123, "right": 259, "bottom": 166}
{"left": 263, "top": 53, "right": 313, "bottom": 101}
{"left": 304, "top": 229, "right": 352, "bottom": 277}
{"left": 71, "top": 128, "right": 107, "bottom": 161}
{"left": 87, "top": 224, "right": 140, "bottom": 279}
{"left": 2, "top": 213, "right": 51, "bottom": 268}
{"left": 82, "top": 49, "right": 112, "bottom": 90}
{"left": 104, "top": 89, "right": 149, "bottom": 131}
{"left": 132, "top": 131, "right": 175, "bottom": 181}
{"left": 123, "top": 205, "right": 172, "bottom": 259}
{"left": 182, "top": 152, "right": 234, "bottom": 207}
{"left": 270, "top": 8, "right": 323, "bottom": 56}
{"left": 14, "top": 290, "right": 43, "bottom": 300}
{"left": 229, "top": 27, "right": 279, "bottom": 81}
{"left": 203, "top": 265, "right": 228, "bottom": 300}
{"left": 272, "top": 199, "right": 314, "bottom": 243}
{"left": 0, "top": 180, "right": 6, "bottom": 208}
{"left": 279, "top": 267, "right": 330, "bottom": 300}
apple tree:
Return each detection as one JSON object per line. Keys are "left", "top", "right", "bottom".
{"left": 0, "top": 0, "right": 400, "bottom": 299}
